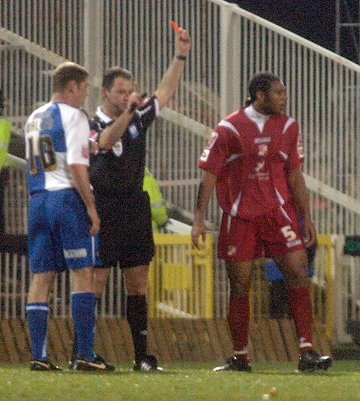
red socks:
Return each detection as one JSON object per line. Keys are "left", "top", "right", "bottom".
{"left": 227, "top": 296, "right": 250, "bottom": 355}
{"left": 228, "top": 289, "right": 313, "bottom": 357}
{"left": 288, "top": 287, "right": 313, "bottom": 353}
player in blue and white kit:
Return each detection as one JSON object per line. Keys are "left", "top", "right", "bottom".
{"left": 25, "top": 62, "right": 113, "bottom": 371}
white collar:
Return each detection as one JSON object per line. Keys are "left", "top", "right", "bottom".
{"left": 244, "top": 105, "right": 270, "bottom": 134}
{"left": 245, "top": 105, "right": 269, "bottom": 120}
{"left": 96, "top": 106, "right": 113, "bottom": 123}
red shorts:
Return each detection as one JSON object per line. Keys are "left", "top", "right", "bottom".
{"left": 217, "top": 203, "right": 304, "bottom": 261}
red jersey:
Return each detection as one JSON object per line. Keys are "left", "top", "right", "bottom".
{"left": 198, "top": 106, "right": 304, "bottom": 219}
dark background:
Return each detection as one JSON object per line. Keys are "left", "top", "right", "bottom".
{"left": 227, "top": 0, "right": 360, "bottom": 63}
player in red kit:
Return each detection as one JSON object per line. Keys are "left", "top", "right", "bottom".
{"left": 191, "top": 72, "right": 332, "bottom": 372}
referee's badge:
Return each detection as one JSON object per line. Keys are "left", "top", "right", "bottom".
{"left": 112, "top": 140, "right": 123, "bottom": 157}
{"left": 129, "top": 124, "right": 139, "bottom": 139}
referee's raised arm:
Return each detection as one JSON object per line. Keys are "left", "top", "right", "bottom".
{"left": 154, "top": 26, "right": 192, "bottom": 110}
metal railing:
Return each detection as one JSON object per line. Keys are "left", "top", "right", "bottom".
{"left": 1, "top": 0, "right": 359, "bottom": 342}
{"left": 1, "top": 0, "right": 360, "bottom": 235}
{"left": 0, "top": 233, "right": 335, "bottom": 343}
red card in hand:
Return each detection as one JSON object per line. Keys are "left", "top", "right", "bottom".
{"left": 169, "top": 20, "right": 181, "bottom": 33}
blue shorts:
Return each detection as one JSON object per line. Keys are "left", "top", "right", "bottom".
{"left": 28, "top": 189, "right": 101, "bottom": 273}
{"left": 264, "top": 258, "right": 315, "bottom": 281}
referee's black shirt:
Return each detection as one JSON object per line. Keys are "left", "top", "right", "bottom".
{"left": 89, "top": 96, "right": 159, "bottom": 197}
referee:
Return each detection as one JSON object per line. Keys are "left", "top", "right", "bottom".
{"left": 83, "top": 26, "right": 191, "bottom": 371}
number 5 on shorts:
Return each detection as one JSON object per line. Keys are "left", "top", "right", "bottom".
{"left": 281, "top": 225, "right": 297, "bottom": 241}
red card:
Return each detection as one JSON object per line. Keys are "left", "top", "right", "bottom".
{"left": 169, "top": 20, "right": 181, "bottom": 33}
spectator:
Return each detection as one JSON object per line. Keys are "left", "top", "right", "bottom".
{"left": 143, "top": 167, "right": 168, "bottom": 233}
{"left": 0, "top": 89, "right": 12, "bottom": 236}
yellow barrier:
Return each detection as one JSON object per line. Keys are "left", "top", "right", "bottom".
{"left": 148, "top": 233, "right": 334, "bottom": 342}
{"left": 148, "top": 234, "right": 213, "bottom": 319}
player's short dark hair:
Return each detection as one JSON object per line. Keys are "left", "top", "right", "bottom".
{"left": 53, "top": 62, "right": 89, "bottom": 92}
{"left": 102, "top": 66, "right": 133, "bottom": 90}
{"left": 246, "top": 72, "right": 280, "bottom": 106}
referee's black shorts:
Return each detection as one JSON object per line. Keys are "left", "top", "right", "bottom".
{"left": 95, "top": 191, "right": 155, "bottom": 269}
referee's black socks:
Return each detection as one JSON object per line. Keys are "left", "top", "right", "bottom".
{"left": 126, "top": 294, "right": 148, "bottom": 364}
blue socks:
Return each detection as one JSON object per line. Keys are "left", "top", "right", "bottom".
{"left": 26, "top": 302, "right": 49, "bottom": 360}
{"left": 71, "top": 292, "right": 96, "bottom": 361}
{"left": 27, "top": 293, "right": 96, "bottom": 362}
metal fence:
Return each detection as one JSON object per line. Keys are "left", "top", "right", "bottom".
{"left": 1, "top": 0, "right": 360, "bottom": 234}
{"left": 0, "top": 234, "right": 213, "bottom": 319}
{"left": 1, "top": 0, "right": 360, "bottom": 341}
{"left": 0, "top": 234, "right": 336, "bottom": 343}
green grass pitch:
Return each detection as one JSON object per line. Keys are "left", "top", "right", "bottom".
{"left": 0, "top": 361, "right": 359, "bottom": 401}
